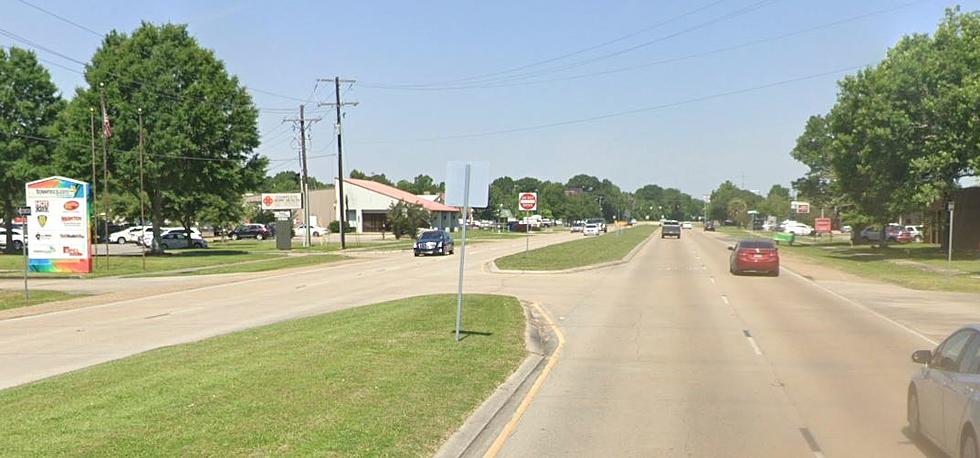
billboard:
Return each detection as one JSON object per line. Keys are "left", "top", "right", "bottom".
{"left": 25, "top": 176, "right": 92, "bottom": 273}
{"left": 261, "top": 193, "right": 302, "bottom": 210}
{"left": 814, "top": 217, "right": 832, "bottom": 234}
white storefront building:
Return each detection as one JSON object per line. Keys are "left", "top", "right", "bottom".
{"left": 337, "top": 178, "right": 460, "bottom": 232}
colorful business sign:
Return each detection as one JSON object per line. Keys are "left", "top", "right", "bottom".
{"left": 25, "top": 176, "right": 92, "bottom": 273}
{"left": 260, "top": 193, "right": 302, "bottom": 210}
{"left": 814, "top": 217, "right": 832, "bottom": 234}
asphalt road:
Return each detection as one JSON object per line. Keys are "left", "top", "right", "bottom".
{"left": 0, "top": 227, "right": 971, "bottom": 457}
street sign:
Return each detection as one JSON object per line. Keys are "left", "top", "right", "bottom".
{"left": 518, "top": 192, "right": 538, "bottom": 212}
{"left": 273, "top": 210, "right": 291, "bottom": 221}
{"left": 948, "top": 201, "right": 955, "bottom": 211}
{"left": 446, "top": 161, "right": 490, "bottom": 208}
{"left": 16, "top": 206, "right": 31, "bottom": 216}
{"left": 260, "top": 193, "right": 302, "bottom": 210}
{"left": 814, "top": 217, "right": 832, "bottom": 233}
{"left": 792, "top": 201, "right": 810, "bottom": 214}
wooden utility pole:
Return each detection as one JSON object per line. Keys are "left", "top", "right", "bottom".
{"left": 99, "top": 83, "right": 110, "bottom": 270}
{"left": 317, "top": 77, "right": 357, "bottom": 249}
{"left": 89, "top": 107, "right": 97, "bottom": 270}
{"left": 283, "top": 106, "right": 320, "bottom": 247}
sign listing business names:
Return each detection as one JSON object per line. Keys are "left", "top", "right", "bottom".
{"left": 25, "top": 176, "right": 92, "bottom": 273}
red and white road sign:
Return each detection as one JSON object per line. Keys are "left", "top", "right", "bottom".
{"left": 814, "top": 217, "right": 832, "bottom": 233}
{"left": 518, "top": 192, "right": 538, "bottom": 212}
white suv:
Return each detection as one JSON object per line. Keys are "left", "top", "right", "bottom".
{"left": 904, "top": 225, "right": 924, "bottom": 242}
{"left": 109, "top": 226, "right": 150, "bottom": 244}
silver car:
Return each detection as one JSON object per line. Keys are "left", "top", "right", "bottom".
{"left": 908, "top": 325, "right": 980, "bottom": 458}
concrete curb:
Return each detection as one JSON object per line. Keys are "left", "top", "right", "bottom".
{"left": 486, "top": 228, "right": 658, "bottom": 275}
{"left": 434, "top": 301, "right": 558, "bottom": 458}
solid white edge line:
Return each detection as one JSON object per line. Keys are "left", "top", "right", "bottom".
{"left": 781, "top": 265, "right": 938, "bottom": 346}
{"left": 745, "top": 335, "right": 763, "bottom": 355}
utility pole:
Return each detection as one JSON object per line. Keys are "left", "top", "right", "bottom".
{"left": 99, "top": 83, "right": 110, "bottom": 270}
{"left": 138, "top": 108, "right": 147, "bottom": 271}
{"left": 317, "top": 77, "right": 357, "bottom": 249}
{"left": 284, "top": 106, "right": 321, "bottom": 247}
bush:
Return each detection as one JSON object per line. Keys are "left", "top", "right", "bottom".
{"left": 328, "top": 221, "right": 355, "bottom": 233}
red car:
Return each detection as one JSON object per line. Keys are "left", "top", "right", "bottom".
{"left": 729, "top": 240, "right": 780, "bottom": 276}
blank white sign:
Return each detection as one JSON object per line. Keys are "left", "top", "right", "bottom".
{"left": 445, "top": 161, "right": 490, "bottom": 208}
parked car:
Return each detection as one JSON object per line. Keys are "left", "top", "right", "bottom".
{"left": 704, "top": 221, "right": 716, "bottom": 232}
{"left": 628, "top": 218, "right": 637, "bottom": 226}
{"left": 681, "top": 222, "right": 693, "bottom": 230}
{"left": 586, "top": 218, "right": 607, "bottom": 233}
{"left": 229, "top": 224, "right": 271, "bottom": 240}
{"left": 662, "top": 220, "right": 681, "bottom": 239}
{"left": 413, "top": 230, "right": 454, "bottom": 256}
{"left": 0, "top": 228, "right": 25, "bottom": 250}
{"left": 570, "top": 222, "right": 585, "bottom": 233}
{"left": 729, "top": 240, "right": 779, "bottom": 276}
{"left": 905, "top": 225, "right": 925, "bottom": 242}
{"left": 110, "top": 226, "right": 150, "bottom": 244}
{"left": 860, "top": 224, "right": 912, "bottom": 243}
{"left": 781, "top": 221, "right": 814, "bottom": 236}
{"left": 140, "top": 227, "right": 203, "bottom": 246}
{"left": 908, "top": 325, "right": 980, "bottom": 458}
{"left": 156, "top": 230, "right": 208, "bottom": 250}
{"left": 583, "top": 223, "right": 601, "bottom": 236}
{"left": 295, "top": 224, "right": 327, "bottom": 237}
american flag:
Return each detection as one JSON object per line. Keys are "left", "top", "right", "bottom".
{"left": 101, "top": 110, "right": 112, "bottom": 138}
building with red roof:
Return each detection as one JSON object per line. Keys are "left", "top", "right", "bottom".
{"left": 337, "top": 178, "right": 460, "bottom": 232}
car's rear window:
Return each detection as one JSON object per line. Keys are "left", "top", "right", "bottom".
{"left": 739, "top": 241, "right": 775, "bottom": 249}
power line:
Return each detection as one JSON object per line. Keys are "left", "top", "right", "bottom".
{"left": 364, "top": 0, "right": 735, "bottom": 89}
{"left": 14, "top": 0, "right": 104, "bottom": 37}
{"left": 363, "top": 0, "right": 780, "bottom": 90}
{"left": 355, "top": 63, "right": 867, "bottom": 144}
{"left": 363, "top": 0, "right": 928, "bottom": 91}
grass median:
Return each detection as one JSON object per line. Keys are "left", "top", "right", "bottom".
{"left": 495, "top": 225, "right": 655, "bottom": 271}
{"left": 0, "top": 294, "right": 526, "bottom": 457}
{"left": 0, "top": 289, "right": 78, "bottom": 312}
{"left": 715, "top": 226, "right": 980, "bottom": 293}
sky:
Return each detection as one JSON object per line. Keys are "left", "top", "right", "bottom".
{"left": 3, "top": 0, "right": 976, "bottom": 198}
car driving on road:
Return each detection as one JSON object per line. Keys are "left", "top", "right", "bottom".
{"left": 661, "top": 220, "right": 681, "bottom": 238}
{"left": 414, "top": 230, "right": 454, "bottom": 256}
{"left": 908, "top": 325, "right": 980, "bottom": 458}
{"left": 729, "top": 240, "right": 779, "bottom": 276}
{"left": 681, "top": 222, "right": 693, "bottom": 230}
{"left": 583, "top": 223, "right": 600, "bottom": 236}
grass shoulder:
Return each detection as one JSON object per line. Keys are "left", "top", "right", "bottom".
{"left": 495, "top": 225, "right": 655, "bottom": 271}
{"left": 0, "top": 289, "right": 80, "bottom": 312}
{"left": 0, "top": 294, "right": 527, "bottom": 456}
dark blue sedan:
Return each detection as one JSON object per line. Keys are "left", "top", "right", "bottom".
{"left": 413, "top": 230, "right": 454, "bottom": 256}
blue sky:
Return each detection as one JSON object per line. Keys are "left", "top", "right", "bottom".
{"left": 3, "top": 0, "right": 975, "bottom": 198}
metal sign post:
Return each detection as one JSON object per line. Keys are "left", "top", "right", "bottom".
{"left": 518, "top": 192, "right": 537, "bottom": 253}
{"left": 948, "top": 201, "right": 955, "bottom": 273}
{"left": 17, "top": 206, "right": 30, "bottom": 306}
{"left": 454, "top": 164, "right": 471, "bottom": 342}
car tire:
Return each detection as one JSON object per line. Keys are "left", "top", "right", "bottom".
{"left": 231, "top": 234, "right": 239, "bottom": 240}
{"left": 256, "top": 234, "right": 264, "bottom": 240}
{"left": 450, "top": 249, "right": 454, "bottom": 255}
{"left": 312, "top": 232, "right": 320, "bottom": 237}
{"left": 117, "top": 237, "right": 127, "bottom": 244}
{"left": 770, "top": 269, "right": 780, "bottom": 277}
{"left": 193, "top": 243, "right": 204, "bottom": 249}
{"left": 13, "top": 241, "right": 23, "bottom": 251}
{"left": 963, "top": 429, "right": 978, "bottom": 458}
{"left": 414, "top": 252, "right": 420, "bottom": 257}
{"left": 915, "top": 235, "right": 923, "bottom": 242}
{"left": 907, "top": 386, "right": 921, "bottom": 436}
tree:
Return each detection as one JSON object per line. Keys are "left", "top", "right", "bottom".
{"left": 790, "top": 115, "right": 837, "bottom": 210}
{"left": 52, "top": 23, "right": 264, "bottom": 252}
{"left": 759, "top": 185, "right": 791, "bottom": 219}
{"left": 727, "top": 198, "right": 749, "bottom": 227}
{"left": 263, "top": 171, "right": 329, "bottom": 193}
{"left": 386, "top": 201, "right": 429, "bottom": 239}
{"left": 709, "top": 181, "right": 761, "bottom": 222}
{"left": 396, "top": 174, "right": 443, "bottom": 195}
{"left": 0, "top": 47, "right": 64, "bottom": 253}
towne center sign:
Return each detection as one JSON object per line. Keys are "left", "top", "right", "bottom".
{"left": 25, "top": 176, "right": 92, "bottom": 273}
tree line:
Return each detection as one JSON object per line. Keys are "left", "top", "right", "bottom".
{"left": 790, "top": 8, "right": 980, "bottom": 232}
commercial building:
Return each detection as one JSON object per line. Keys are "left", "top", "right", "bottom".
{"left": 337, "top": 178, "right": 459, "bottom": 232}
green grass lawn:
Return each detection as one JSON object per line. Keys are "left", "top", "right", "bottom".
{"left": 495, "top": 225, "right": 655, "bottom": 271}
{"left": 153, "top": 253, "right": 345, "bottom": 276}
{"left": 0, "top": 289, "right": 78, "bottom": 312}
{"left": 0, "top": 294, "right": 526, "bottom": 457}
{"left": 715, "top": 226, "right": 980, "bottom": 293}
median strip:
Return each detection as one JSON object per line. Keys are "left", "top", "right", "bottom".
{"left": 493, "top": 225, "right": 655, "bottom": 272}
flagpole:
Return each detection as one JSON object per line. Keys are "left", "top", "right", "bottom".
{"left": 89, "top": 107, "right": 98, "bottom": 271}
{"left": 99, "top": 83, "right": 110, "bottom": 271}
{"left": 138, "top": 108, "right": 146, "bottom": 271}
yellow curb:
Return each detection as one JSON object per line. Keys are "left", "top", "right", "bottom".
{"left": 483, "top": 302, "right": 566, "bottom": 458}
